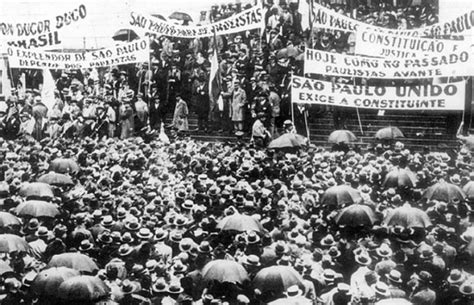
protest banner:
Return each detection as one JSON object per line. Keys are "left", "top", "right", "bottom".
{"left": 304, "top": 48, "right": 474, "bottom": 79}
{"left": 0, "top": 3, "right": 87, "bottom": 39}
{"left": 312, "top": 2, "right": 474, "bottom": 38}
{"left": 129, "top": 4, "right": 264, "bottom": 39}
{"left": 291, "top": 75, "right": 465, "bottom": 111}
{"left": 7, "top": 38, "right": 149, "bottom": 69}
{"left": 354, "top": 30, "right": 473, "bottom": 58}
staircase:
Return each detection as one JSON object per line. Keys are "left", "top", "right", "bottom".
{"left": 164, "top": 109, "right": 464, "bottom": 153}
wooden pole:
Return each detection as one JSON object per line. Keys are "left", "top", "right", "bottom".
{"left": 463, "top": 77, "right": 472, "bottom": 135}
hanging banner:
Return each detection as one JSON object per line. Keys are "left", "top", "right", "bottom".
{"left": 7, "top": 38, "right": 149, "bottom": 69}
{"left": 354, "top": 30, "right": 473, "bottom": 58}
{"left": 129, "top": 4, "right": 264, "bottom": 39}
{"left": 304, "top": 48, "right": 474, "bottom": 79}
{"left": 0, "top": 3, "right": 87, "bottom": 39}
{"left": 312, "top": 2, "right": 474, "bottom": 38}
{"left": 291, "top": 75, "right": 465, "bottom": 111}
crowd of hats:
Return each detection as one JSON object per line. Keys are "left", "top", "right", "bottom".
{"left": 0, "top": 125, "right": 470, "bottom": 304}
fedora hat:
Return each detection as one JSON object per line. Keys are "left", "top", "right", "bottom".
{"left": 169, "top": 231, "right": 183, "bottom": 244}
{"left": 98, "top": 232, "right": 112, "bottom": 244}
{"left": 79, "top": 239, "right": 94, "bottom": 252}
{"left": 167, "top": 281, "right": 184, "bottom": 294}
{"left": 274, "top": 241, "right": 290, "bottom": 256}
{"left": 387, "top": 270, "right": 403, "bottom": 284}
{"left": 198, "top": 241, "right": 212, "bottom": 254}
{"left": 354, "top": 253, "right": 372, "bottom": 266}
{"left": 152, "top": 278, "right": 168, "bottom": 294}
{"left": 117, "top": 208, "right": 127, "bottom": 219}
{"left": 244, "top": 255, "right": 261, "bottom": 267}
{"left": 447, "top": 269, "right": 464, "bottom": 286}
{"left": 121, "top": 232, "right": 134, "bottom": 244}
{"left": 285, "top": 285, "right": 302, "bottom": 297}
{"left": 171, "top": 260, "right": 188, "bottom": 274}
{"left": 372, "top": 282, "right": 390, "bottom": 297}
{"left": 420, "top": 247, "right": 434, "bottom": 260}
{"left": 101, "top": 215, "right": 115, "bottom": 228}
{"left": 118, "top": 244, "right": 135, "bottom": 257}
{"left": 155, "top": 228, "right": 168, "bottom": 242}
{"left": 179, "top": 238, "right": 196, "bottom": 252}
{"left": 322, "top": 269, "right": 336, "bottom": 283}
{"left": 320, "top": 234, "right": 336, "bottom": 247}
{"left": 27, "top": 218, "right": 40, "bottom": 231}
{"left": 245, "top": 231, "right": 261, "bottom": 244}
{"left": 418, "top": 271, "right": 432, "bottom": 284}
{"left": 181, "top": 199, "right": 194, "bottom": 210}
{"left": 121, "top": 279, "right": 140, "bottom": 295}
{"left": 137, "top": 228, "right": 154, "bottom": 240}
{"left": 124, "top": 219, "right": 140, "bottom": 231}
{"left": 328, "top": 246, "right": 341, "bottom": 258}
{"left": 459, "top": 281, "right": 474, "bottom": 296}
{"left": 375, "top": 243, "right": 393, "bottom": 258}
{"left": 36, "top": 226, "right": 50, "bottom": 239}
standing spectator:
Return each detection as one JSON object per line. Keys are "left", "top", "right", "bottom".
{"left": 119, "top": 96, "right": 134, "bottom": 139}
{"left": 172, "top": 94, "right": 189, "bottom": 134}
{"left": 194, "top": 78, "right": 210, "bottom": 133}
{"left": 231, "top": 80, "right": 247, "bottom": 134}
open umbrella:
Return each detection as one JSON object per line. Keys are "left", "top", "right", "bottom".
{"left": 374, "top": 127, "right": 404, "bottom": 140}
{"left": 0, "top": 212, "right": 21, "bottom": 227}
{"left": 383, "top": 168, "right": 417, "bottom": 189}
{"left": 15, "top": 200, "right": 60, "bottom": 218}
{"left": 168, "top": 11, "right": 193, "bottom": 23}
{"left": 202, "top": 260, "right": 248, "bottom": 284}
{"left": 268, "top": 133, "right": 307, "bottom": 149}
{"left": 58, "top": 275, "right": 110, "bottom": 302}
{"left": 382, "top": 203, "right": 432, "bottom": 228}
{"left": 18, "top": 182, "right": 54, "bottom": 200}
{"left": 38, "top": 172, "right": 74, "bottom": 187}
{"left": 335, "top": 204, "right": 377, "bottom": 227}
{"left": 0, "top": 234, "right": 30, "bottom": 253}
{"left": 321, "top": 185, "right": 362, "bottom": 208}
{"left": 48, "top": 253, "right": 99, "bottom": 274}
{"left": 32, "top": 267, "right": 80, "bottom": 299}
{"left": 253, "top": 266, "right": 304, "bottom": 295}
{"left": 49, "top": 158, "right": 80, "bottom": 174}
{"left": 112, "top": 29, "right": 139, "bottom": 42}
{"left": 423, "top": 180, "right": 465, "bottom": 204}
{"left": 462, "top": 180, "right": 474, "bottom": 201}
{"left": 217, "top": 214, "right": 264, "bottom": 233}
{"left": 328, "top": 130, "right": 357, "bottom": 144}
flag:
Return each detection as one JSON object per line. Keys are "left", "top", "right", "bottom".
{"left": 41, "top": 69, "right": 56, "bottom": 111}
{"left": 208, "top": 47, "right": 221, "bottom": 111}
{"left": 0, "top": 58, "right": 11, "bottom": 98}
{"left": 299, "top": 0, "right": 310, "bottom": 31}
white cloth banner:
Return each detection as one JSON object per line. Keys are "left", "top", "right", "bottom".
{"left": 312, "top": 2, "right": 474, "bottom": 38}
{"left": 304, "top": 48, "right": 474, "bottom": 79}
{"left": 7, "top": 38, "right": 149, "bottom": 69}
{"left": 129, "top": 4, "right": 264, "bottom": 39}
{"left": 354, "top": 30, "right": 473, "bottom": 58}
{"left": 291, "top": 75, "right": 465, "bottom": 111}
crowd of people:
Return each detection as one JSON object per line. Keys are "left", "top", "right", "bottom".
{"left": 0, "top": 0, "right": 472, "bottom": 305}
{"left": 4, "top": 0, "right": 444, "bottom": 142}
{"left": 0, "top": 124, "right": 472, "bottom": 305}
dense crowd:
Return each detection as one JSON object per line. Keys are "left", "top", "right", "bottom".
{"left": 0, "top": 1, "right": 473, "bottom": 305}
{"left": 5, "top": 0, "right": 443, "bottom": 142}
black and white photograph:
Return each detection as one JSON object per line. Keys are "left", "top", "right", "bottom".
{"left": 0, "top": 0, "right": 472, "bottom": 304}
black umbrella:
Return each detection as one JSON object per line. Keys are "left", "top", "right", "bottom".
{"left": 112, "top": 29, "right": 139, "bottom": 42}
{"left": 168, "top": 12, "right": 193, "bottom": 23}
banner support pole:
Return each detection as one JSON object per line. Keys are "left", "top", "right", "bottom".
{"left": 463, "top": 76, "right": 472, "bottom": 135}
